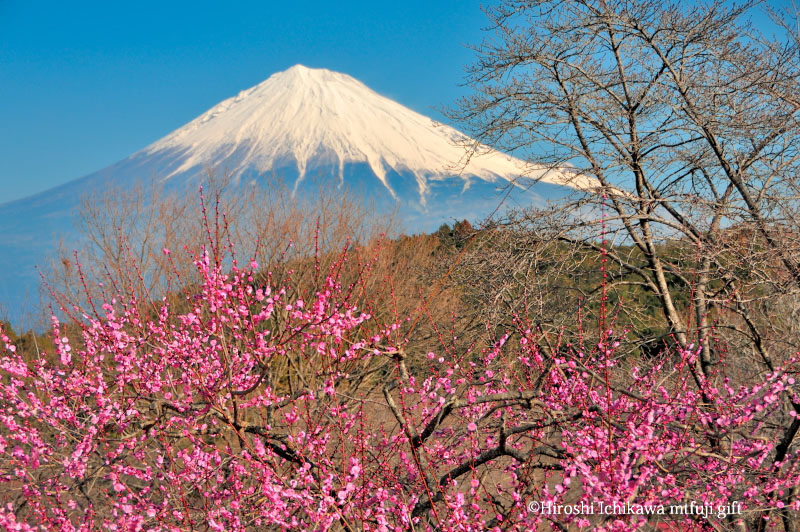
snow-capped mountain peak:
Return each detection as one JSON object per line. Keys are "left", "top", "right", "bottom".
{"left": 143, "top": 64, "right": 590, "bottom": 201}
{"left": 0, "top": 65, "right": 599, "bottom": 326}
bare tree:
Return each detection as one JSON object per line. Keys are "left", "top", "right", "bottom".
{"left": 450, "top": 1, "right": 800, "bottom": 528}
{"left": 44, "top": 172, "right": 395, "bottom": 311}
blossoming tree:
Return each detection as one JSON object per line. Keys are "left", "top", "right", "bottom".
{"left": 1, "top": 209, "right": 799, "bottom": 532}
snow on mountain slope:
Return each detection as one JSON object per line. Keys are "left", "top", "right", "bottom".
{"left": 140, "top": 64, "right": 595, "bottom": 201}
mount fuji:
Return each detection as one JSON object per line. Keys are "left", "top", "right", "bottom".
{"left": 0, "top": 64, "right": 594, "bottom": 324}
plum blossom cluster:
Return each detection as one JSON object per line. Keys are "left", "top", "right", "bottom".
{"left": 1, "top": 240, "right": 799, "bottom": 531}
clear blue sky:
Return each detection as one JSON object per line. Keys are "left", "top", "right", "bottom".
{"left": 0, "top": 0, "right": 490, "bottom": 203}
